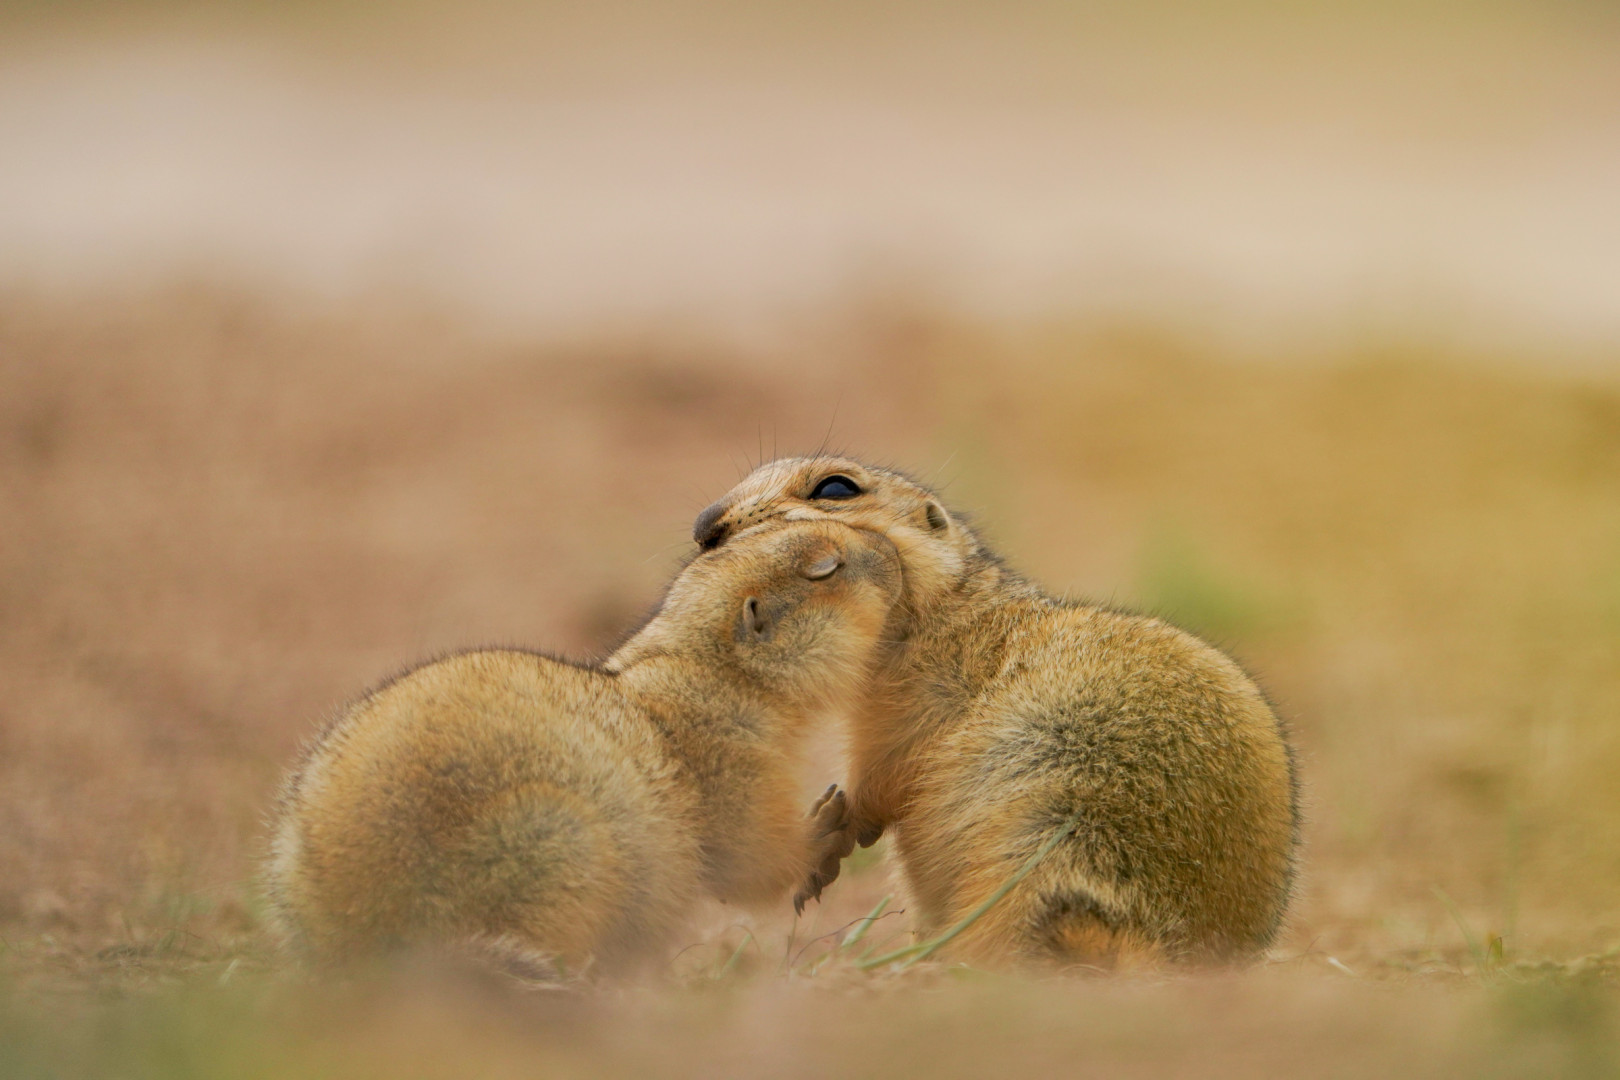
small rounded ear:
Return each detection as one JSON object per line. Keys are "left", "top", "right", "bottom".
{"left": 693, "top": 502, "right": 729, "bottom": 549}
{"left": 803, "top": 553, "right": 843, "bottom": 580}
{"left": 739, "top": 596, "right": 773, "bottom": 643}
{"left": 924, "top": 500, "right": 950, "bottom": 532}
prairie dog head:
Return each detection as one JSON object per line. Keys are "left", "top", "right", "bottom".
{"left": 691, "top": 457, "right": 977, "bottom": 613}
{"left": 609, "top": 519, "right": 902, "bottom": 707}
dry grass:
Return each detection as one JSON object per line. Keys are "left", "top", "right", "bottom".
{"left": 2, "top": 285, "right": 1619, "bottom": 1074}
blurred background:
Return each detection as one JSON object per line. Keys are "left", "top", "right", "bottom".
{"left": 2, "top": 1, "right": 1619, "bottom": 1074}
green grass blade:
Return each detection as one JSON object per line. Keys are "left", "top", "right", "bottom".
{"left": 840, "top": 895, "right": 892, "bottom": 953}
{"left": 855, "top": 941, "right": 930, "bottom": 969}
{"left": 858, "top": 818, "right": 1078, "bottom": 971}
{"left": 715, "top": 931, "right": 754, "bottom": 980}
{"left": 1433, "top": 886, "right": 1490, "bottom": 973}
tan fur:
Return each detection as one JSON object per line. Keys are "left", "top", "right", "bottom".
{"left": 266, "top": 519, "right": 900, "bottom": 975}
{"left": 694, "top": 457, "right": 1300, "bottom": 968}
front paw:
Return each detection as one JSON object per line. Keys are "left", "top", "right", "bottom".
{"left": 793, "top": 785, "right": 857, "bottom": 915}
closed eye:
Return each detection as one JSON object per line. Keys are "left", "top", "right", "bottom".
{"left": 809, "top": 475, "right": 862, "bottom": 500}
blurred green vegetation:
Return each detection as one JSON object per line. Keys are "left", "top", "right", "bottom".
{"left": 0, "top": 955, "right": 1616, "bottom": 1080}
{"left": 1132, "top": 523, "right": 1301, "bottom": 643}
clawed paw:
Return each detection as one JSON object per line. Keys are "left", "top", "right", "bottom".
{"left": 793, "top": 784, "right": 858, "bottom": 915}
{"left": 807, "top": 783, "right": 846, "bottom": 837}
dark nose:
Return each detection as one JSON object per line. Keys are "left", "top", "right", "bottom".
{"left": 693, "top": 502, "right": 730, "bottom": 549}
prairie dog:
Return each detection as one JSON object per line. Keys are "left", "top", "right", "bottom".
{"left": 266, "top": 518, "right": 900, "bottom": 975}
{"left": 693, "top": 458, "right": 1299, "bottom": 966}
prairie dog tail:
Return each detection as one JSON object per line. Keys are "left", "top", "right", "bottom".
{"left": 920, "top": 856, "right": 1163, "bottom": 971}
{"left": 1036, "top": 904, "right": 1164, "bottom": 971}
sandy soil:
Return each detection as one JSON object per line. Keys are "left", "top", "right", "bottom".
{"left": 2, "top": 4, "right": 1619, "bottom": 1074}
{"left": 2, "top": 285, "right": 1618, "bottom": 1073}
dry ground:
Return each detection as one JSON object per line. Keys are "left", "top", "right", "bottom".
{"left": 2, "top": 286, "right": 1619, "bottom": 1074}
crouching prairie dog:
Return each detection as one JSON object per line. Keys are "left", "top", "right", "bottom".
{"left": 692, "top": 458, "right": 1300, "bottom": 967}
{"left": 266, "top": 518, "right": 899, "bottom": 977}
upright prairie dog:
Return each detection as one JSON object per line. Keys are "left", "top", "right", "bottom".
{"left": 266, "top": 518, "right": 899, "bottom": 976}
{"left": 693, "top": 458, "right": 1299, "bottom": 967}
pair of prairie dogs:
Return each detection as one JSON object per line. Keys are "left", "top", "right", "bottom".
{"left": 269, "top": 456, "right": 1298, "bottom": 975}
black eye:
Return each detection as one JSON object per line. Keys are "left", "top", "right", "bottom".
{"left": 809, "top": 475, "right": 862, "bottom": 500}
